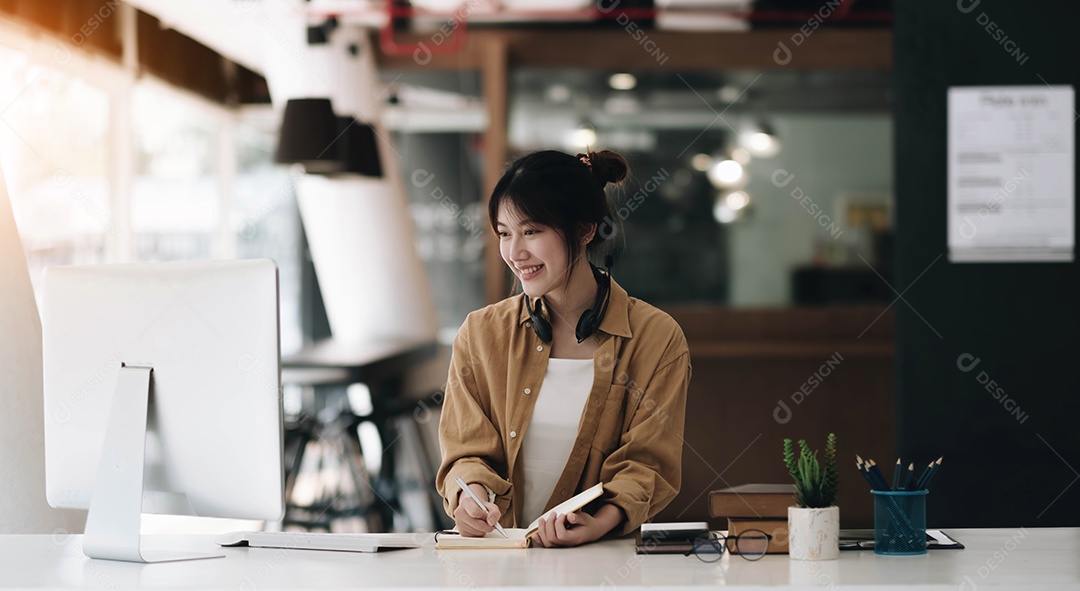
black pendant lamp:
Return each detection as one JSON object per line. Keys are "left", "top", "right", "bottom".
{"left": 275, "top": 98, "right": 342, "bottom": 174}
{"left": 336, "top": 116, "right": 383, "bottom": 177}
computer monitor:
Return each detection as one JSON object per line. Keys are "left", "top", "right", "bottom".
{"left": 41, "top": 259, "right": 284, "bottom": 563}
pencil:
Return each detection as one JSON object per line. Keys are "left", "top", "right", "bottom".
{"left": 868, "top": 460, "right": 890, "bottom": 491}
{"left": 914, "top": 460, "right": 935, "bottom": 491}
{"left": 922, "top": 457, "right": 944, "bottom": 489}
{"left": 901, "top": 462, "right": 915, "bottom": 491}
{"left": 855, "top": 457, "right": 876, "bottom": 490}
{"left": 892, "top": 458, "right": 902, "bottom": 490}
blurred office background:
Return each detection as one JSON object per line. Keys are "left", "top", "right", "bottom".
{"left": 1, "top": 0, "right": 1076, "bottom": 534}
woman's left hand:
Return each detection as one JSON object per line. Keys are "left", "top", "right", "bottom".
{"left": 532, "top": 504, "right": 623, "bottom": 548}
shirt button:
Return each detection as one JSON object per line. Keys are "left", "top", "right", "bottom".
{"left": 510, "top": 431, "right": 517, "bottom": 438}
{"left": 536, "top": 345, "right": 543, "bottom": 352}
{"left": 524, "top": 388, "right": 531, "bottom": 395}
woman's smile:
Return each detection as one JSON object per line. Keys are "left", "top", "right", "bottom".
{"left": 517, "top": 264, "right": 544, "bottom": 280}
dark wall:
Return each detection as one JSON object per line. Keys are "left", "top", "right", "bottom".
{"left": 895, "top": 0, "right": 1080, "bottom": 527}
{"left": 659, "top": 307, "right": 895, "bottom": 529}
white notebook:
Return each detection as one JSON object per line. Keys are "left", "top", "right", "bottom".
{"left": 436, "top": 483, "right": 604, "bottom": 549}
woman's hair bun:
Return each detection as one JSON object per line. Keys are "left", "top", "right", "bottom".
{"left": 586, "top": 150, "right": 629, "bottom": 186}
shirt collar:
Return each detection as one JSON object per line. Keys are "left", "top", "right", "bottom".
{"left": 516, "top": 278, "right": 633, "bottom": 339}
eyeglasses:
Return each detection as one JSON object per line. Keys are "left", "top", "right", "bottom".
{"left": 684, "top": 530, "right": 772, "bottom": 562}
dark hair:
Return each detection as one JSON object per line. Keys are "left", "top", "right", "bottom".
{"left": 487, "top": 149, "right": 629, "bottom": 283}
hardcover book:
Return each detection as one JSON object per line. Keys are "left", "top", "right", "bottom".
{"left": 709, "top": 483, "right": 796, "bottom": 519}
{"left": 727, "top": 518, "right": 789, "bottom": 554}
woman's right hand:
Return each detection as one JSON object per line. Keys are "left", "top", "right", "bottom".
{"left": 454, "top": 483, "right": 503, "bottom": 537}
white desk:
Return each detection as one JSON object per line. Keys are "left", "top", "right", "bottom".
{"left": 3, "top": 529, "right": 1079, "bottom": 590}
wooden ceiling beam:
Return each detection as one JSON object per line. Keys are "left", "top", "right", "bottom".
{"left": 0, "top": 0, "right": 269, "bottom": 105}
{"left": 376, "top": 28, "right": 891, "bottom": 70}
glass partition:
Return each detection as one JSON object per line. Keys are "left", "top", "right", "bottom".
{"left": 509, "top": 68, "right": 894, "bottom": 307}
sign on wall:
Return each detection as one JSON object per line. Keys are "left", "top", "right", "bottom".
{"left": 947, "top": 85, "right": 1075, "bottom": 263}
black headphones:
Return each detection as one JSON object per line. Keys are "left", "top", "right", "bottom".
{"left": 524, "top": 256, "right": 613, "bottom": 344}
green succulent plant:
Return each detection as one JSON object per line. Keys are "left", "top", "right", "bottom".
{"left": 782, "top": 433, "right": 838, "bottom": 508}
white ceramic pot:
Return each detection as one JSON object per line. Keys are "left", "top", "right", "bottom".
{"left": 787, "top": 506, "right": 840, "bottom": 560}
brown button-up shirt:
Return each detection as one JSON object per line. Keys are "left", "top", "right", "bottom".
{"left": 436, "top": 279, "right": 691, "bottom": 536}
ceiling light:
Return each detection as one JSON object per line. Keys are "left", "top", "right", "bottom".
{"left": 740, "top": 123, "right": 781, "bottom": 158}
{"left": 717, "top": 85, "right": 742, "bottom": 105}
{"left": 738, "top": 132, "right": 781, "bottom": 158}
{"left": 724, "top": 190, "right": 751, "bottom": 211}
{"left": 566, "top": 123, "right": 597, "bottom": 150}
{"left": 609, "top": 73, "right": 637, "bottom": 91}
{"left": 335, "top": 117, "right": 383, "bottom": 177}
{"left": 713, "top": 201, "right": 738, "bottom": 224}
{"left": 546, "top": 84, "right": 571, "bottom": 103}
{"left": 731, "top": 147, "right": 752, "bottom": 165}
{"left": 691, "top": 153, "right": 713, "bottom": 172}
{"left": 707, "top": 159, "right": 745, "bottom": 188}
{"left": 275, "top": 98, "right": 342, "bottom": 174}
{"left": 713, "top": 191, "right": 751, "bottom": 224}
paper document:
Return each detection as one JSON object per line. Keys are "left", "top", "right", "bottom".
{"left": 947, "top": 85, "right": 1075, "bottom": 262}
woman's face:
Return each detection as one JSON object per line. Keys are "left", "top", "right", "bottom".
{"left": 496, "top": 201, "right": 571, "bottom": 299}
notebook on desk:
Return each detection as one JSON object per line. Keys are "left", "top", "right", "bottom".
{"left": 218, "top": 531, "right": 428, "bottom": 553}
{"left": 435, "top": 483, "right": 604, "bottom": 549}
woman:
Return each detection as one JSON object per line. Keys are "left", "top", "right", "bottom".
{"left": 436, "top": 149, "right": 691, "bottom": 547}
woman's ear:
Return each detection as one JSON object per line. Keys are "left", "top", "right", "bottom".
{"left": 579, "top": 223, "right": 597, "bottom": 246}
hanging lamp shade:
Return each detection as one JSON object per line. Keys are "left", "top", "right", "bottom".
{"left": 336, "top": 116, "right": 383, "bottom": 177}
{"left": 275, "top": 98, "right": 342, "bottom": 173}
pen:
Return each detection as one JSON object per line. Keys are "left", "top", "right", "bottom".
{"left": 455, "top": 477, "right": 508, "bottom": 539}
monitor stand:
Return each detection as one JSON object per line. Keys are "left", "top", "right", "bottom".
{"left": 82, "top": 365, "right": 224, "bottom": 563}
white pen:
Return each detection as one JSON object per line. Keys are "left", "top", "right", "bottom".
{"left": 455, "top": 477, "right": 508, "bottom": 539}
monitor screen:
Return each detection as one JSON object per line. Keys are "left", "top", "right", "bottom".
{"left": 42, "top": 260, "right": 284, "bottom": 524}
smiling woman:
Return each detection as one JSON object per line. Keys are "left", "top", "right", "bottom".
{"left": 436, "top": 148, "right": 692, "bottom": 548}
{"left": 492, "top": 151, "right": 624, "bottom": 328}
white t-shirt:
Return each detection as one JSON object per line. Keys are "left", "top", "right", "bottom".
{"left": 520, "top": 357, "right": 595, "bottom": 524}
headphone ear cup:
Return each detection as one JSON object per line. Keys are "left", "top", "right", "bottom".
{"left": 526, "top": 295, "right": 553, "bottom": 343}
{"left": 575, "top": 309, "right": 596, "bottom": 343}
{"left": 533, "top": 316, "right": 553, "bottom": 343}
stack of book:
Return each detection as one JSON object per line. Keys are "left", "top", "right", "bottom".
{"left": 709, "top": 483, "right": 795, "bottom": 554}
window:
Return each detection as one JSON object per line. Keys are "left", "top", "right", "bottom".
{"left": 0, "top": 43, "right": 110, "bottom": 296}
{"left": 131, "top": 82, "right": 221, "bottom": 262}
{"left": 2, "top": 37, "right": 303, "bottom": 353}
{"left": 232, "top": 107, "right": 304, "bottom": 355}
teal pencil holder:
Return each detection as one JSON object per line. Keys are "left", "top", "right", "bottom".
{"left": 871, "top": 490, "right": 928, "bottom": 555}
